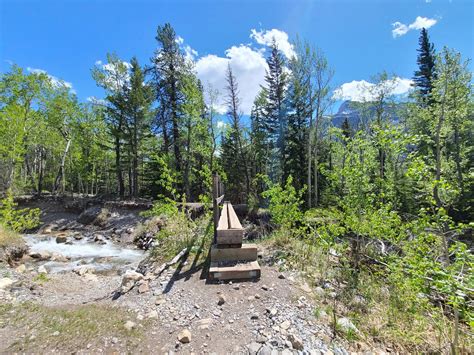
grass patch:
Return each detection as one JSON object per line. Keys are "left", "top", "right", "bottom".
{"left": 0, "top": 302, "right": 145, "bottom": 352}
{"left": 0, "top": 224, "right": 22, "bottom": 248}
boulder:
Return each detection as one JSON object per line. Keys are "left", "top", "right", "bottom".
{"left": 41, "top": 224, "right": 57, "bottom": 234}
{"left": 51, "top": 253, "right": 69, "bottom": 262}
{"left": 247, "top": 342, "right": 262, "bottom": 355}
{"left": 0, "top": 277, "right": 14, "bottom": 289}
{"left": 120, "top": 270, "right": 144, "bottom": 293}
{"left": 56, "top": 235, "right": 67, "bottom": 244}
{"left": 77, "top": 206, "right": 109, "bottom": 227}
{"left": 138, "top": 281, "right": 149, "bottom": 293}
{"left": 1, "top": 240, "right": 29, "bottom": 263}
{"left": 15, "top": 264, "right": 26, "bottom": 273}
{"left": 177, "top": 329, "right": 191, "bottom": 343}
{"left": 38, "top": 265, "right": 48, "bottom": 274}
{"left": 337, "top": 317, "right": 358, "bottom": 333}
{"left": 29, "top": 251, "right": 51, "bottom": 261}
{"left": 287, "top": 334, "right": 304, "bottom": 350}
{"left": 74, "top": 266, "right": 93, "bottom": 276}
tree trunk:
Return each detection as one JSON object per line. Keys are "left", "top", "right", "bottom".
{"left": 433, "top": 76, "right": 448, "bottom": 208}
{"left": 307, "top": 115, "right": 313, "bottom": 208}
{"left": 53, "top": 138, "right": 71, "bottom": 194}
{"left": 115, "top": 134, "right": 124, "bottom": 198}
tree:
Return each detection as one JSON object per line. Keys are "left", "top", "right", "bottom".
{"left": 123, "top": 57, "right": 154, "bottom": 197}
{"left": 309, "top": 48, "right": 334, "bottom": 207}
{"left": 221, "top": 64, "right": 249, "bottom": 202}
{"left": 152, "top": 23, "right": 187, "bottom": 181}
{"left": 429, "top": 48, "right": 472, "bottom": 215}
{"left": 263, "top": 40, "right": 287, "bottom": 182}
{"left": 0, "top": 66, "right": 48, "bottom": 193}
{"left": 284, "top": 41, "right": 312, "bottom": 191}
{"left": 249, "top": 88, "right": 269, "bottom": 199}
{"left": 92, "top": 53, "right": 131, "bottom": 197}
{"left": 413, "top": 28, "right": 436, "bottom": 105}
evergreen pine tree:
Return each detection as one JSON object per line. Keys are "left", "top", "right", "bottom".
{"left": 152, "top": 23, "right": 187, "bottom": 181}
{"left": 263, "top": 40, "right": 287, "bottom": 181}
{"left": 221, "top": 64, "right": 249, "bottom": 202}
{"left": 413, "top": 28, "right": 436, "bottom": 104}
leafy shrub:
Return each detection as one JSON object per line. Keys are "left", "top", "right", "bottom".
{"left": 0, "top": 190, "right": 40, "bottom": 232}
{"left": 261, "top": 175, "right": 305, "bottom": 231}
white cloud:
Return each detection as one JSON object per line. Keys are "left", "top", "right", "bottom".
{"left": 216, "top": 120, "right": 227, "bottom": 129}
{"left": 183, "top": 44, "right": 198, "bottom": 62}
{"left": 94, "top": 60, "right": 132, "bottom": 92}
{"left": 333, "top": 77, "right": 414, "bottom": 102}
{"left": 86, "top": 96, "right": 107, "bottom": 105}
{"left": 392, "top": 16, "right": 438, "bottom": 38}
{"left": 195, "top": 44, "right": 268, "bottom": 115}
{"left": 195, "top": 28, "right": 294, "bottom": 115}
{"left": 250, "top": 28, "right": 296, "bottom": 59}
{"left": 27, "top": 67, "right": 75, "bottom": 93}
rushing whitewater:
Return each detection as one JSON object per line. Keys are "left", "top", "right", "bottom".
{"left": 24, "top": 234, "right": 144, "bottom": 274}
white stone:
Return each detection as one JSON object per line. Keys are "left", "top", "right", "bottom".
{"left": 0, "top": 278, "right": 14, "bottom": 289}
{"left": 124, "top": 320, "right": 136, "bottom": 331}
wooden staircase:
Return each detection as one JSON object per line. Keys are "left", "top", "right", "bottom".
{"left": 208, "top": 201, "right": 261, "bottom": 281}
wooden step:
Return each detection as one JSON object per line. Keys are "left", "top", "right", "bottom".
{"left": 208, "top": 261, "right": 261, "bottom": 281}
{"left": 210, "top": 244, "right": 258, "bottom": 262}
{"left": 216, "top": 229, "right": 243, "bottom": 245}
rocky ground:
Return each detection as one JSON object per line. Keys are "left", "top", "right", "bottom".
{"left": 0, "top": 198, "right": 369, "bottom": 354}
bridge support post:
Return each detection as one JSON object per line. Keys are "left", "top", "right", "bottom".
{"left": 212, "top": 172, "right": 219, "bottom": 245}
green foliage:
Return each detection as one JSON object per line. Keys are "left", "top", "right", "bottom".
{"left": 0, "top": 191, "right": 40, "bottom": 232}
{"left": 261, "top": 175, "right": 305, "bottom": 230}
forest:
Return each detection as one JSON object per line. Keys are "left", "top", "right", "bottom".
{"left": 0, "top": 22, "right": 473, "bottom": 352}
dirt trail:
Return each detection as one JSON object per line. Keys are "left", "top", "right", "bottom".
{"left": 1, "top": 259, "right": 348, "bottom": 354}
{"left": 0, "top": 199, "right": 350, "bottom": 354}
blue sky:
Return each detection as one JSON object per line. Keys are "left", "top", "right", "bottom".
{"left": 1, "top": 0, "right": 473, "bottom": 114}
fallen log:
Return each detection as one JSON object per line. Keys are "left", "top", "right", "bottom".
{"left": 153, "top": 247, "right": 188, "bottom": 277}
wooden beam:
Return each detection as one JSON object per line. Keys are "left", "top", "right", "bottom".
{"left": 208, "top": 261, "right": 261, "bottom": 280}
{"left": 227, "top": 203, "right": 242, "bottom": 229}
{"left": 217, "top": 203, "right": 229, "bottom": 230}
{"left": 210, "top": 244, "right": 257, "bottom": 262}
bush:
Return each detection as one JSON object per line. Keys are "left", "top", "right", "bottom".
{"left": 261, "top": 175, "right": 305, "bottom": 231}
{"left": 0, "top": 191, "right": 40, "bottom": 232}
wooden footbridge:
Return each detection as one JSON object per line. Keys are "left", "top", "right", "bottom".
{"left": 208, "top": 173, "right": 261, "bottom": 281}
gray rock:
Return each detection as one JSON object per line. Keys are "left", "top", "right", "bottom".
{"left": 177, "top": 329, "right": 191, "bottom": 343}
{"left": 138, "top": 281, "right": 150, "bottom": 293}
{"left": 314, "top": 286, "right": 325, "bottom": 296}
{"left": 287, "top": 334, "right": 304, "bottom": 350}
{"left": 15, "top": 264, "right": 26, "bottom": 273}
{"left": 247, "top": 342, "right": 262, "bottom": 355}
{"left": 217, "top": 294, "right": 226, "bottom": 305}
{"left": 120, "top": 270, "right": 144, "bottom": 293}
{"left": 337, "top": 317, "right": 358, "bottom": 332}
{"left": 257, "top": 345, "right": 276, "bottom": 355}
{"left": 56, "top": 235, "right": 67, "bottom": 243}
{"left": 124, "top": 320, "right": 136, "bottom": 331}
{"left": 29, "top": 250, "right": 51, "bottom": 260}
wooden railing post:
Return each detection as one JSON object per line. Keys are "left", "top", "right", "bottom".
{"left": 212, "top": 172, "right": 219, "bottom": 245}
